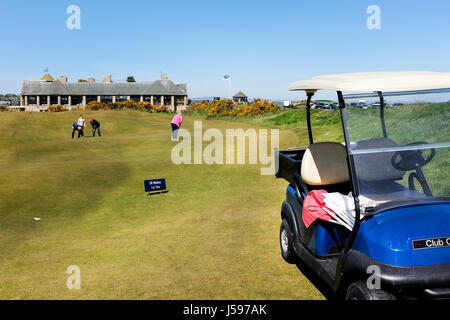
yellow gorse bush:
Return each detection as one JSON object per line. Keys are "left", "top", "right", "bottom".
{"left": 85, "top": 101, "right": 104, "bottom": 110}
{"left": 136, "top": 101, "right": 154, "bottom": 112}
{"left": 187, "top": 99, "right": 279, "bottom": 117}
{"left": 155, "top": 104, "right": 168, "bottom": 113}
{"left": 48, "top": 105, "right": 68, "bottom": 112}
{"left": 83, "top": 100, "right": 169, "bottom": 113}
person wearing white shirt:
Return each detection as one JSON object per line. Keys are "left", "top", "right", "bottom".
{"left": 77, "top": 115, "right": 85, "bottom": 138}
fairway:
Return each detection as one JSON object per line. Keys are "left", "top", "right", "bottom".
{"left": 0, "top": 110, "right": 323, "bottom": 300}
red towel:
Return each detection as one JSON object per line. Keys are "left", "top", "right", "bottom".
{"left": 302, "top": 190, "right": 332, "bottom": 228}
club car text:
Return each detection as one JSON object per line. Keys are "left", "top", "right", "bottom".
{"left": 413, "top": 236, "right": 450, "bottom": 250}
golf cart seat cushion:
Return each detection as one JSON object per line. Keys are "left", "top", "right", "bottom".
{"left": 359, "top": 180, "right": 428, "bottom": 205}
{"left": 364, "top": 190, "right": 428, "bottom": 204}
{"left": 353, "top": 138, "right": 405, "bottom": 181}
{"left": 359, "top": 180, "right": 427, "bottom": 204}
{"left": 301, "top": 142, "right": 350, "bottom": 186}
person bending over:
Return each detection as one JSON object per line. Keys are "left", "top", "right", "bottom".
{"left": 72, "top": 122, "right": 83, "bottom": 139}
{"left": 89, "top": 119, "right": 101, "bottom": 137}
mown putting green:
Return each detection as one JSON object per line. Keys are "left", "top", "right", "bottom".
{"left": 0, "top": 110, "right": 323, "bottom": 299}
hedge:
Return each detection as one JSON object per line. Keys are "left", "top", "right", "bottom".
{"left": 48, "top": 105, "right": 68, "bottom": 112}
{"left": 186, "top": 99, "right": 279, "bottom": 117}
{"left": 83, "top": 100, "right": 168, "bottom": 112}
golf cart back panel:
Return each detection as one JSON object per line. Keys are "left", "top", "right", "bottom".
{"left": 276, "top": 71, "right": 450, "bottom": 300}
{"left": 277, "top": 148, "right": 306, "bottom": 185}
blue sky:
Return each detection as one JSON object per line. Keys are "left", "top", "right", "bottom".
{"left": 1, "top": 0, "right": 450, "bottom": 100}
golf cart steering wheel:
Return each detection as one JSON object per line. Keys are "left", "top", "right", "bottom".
{"left": 391, "top": 142, "right": 435, "bottom": 171}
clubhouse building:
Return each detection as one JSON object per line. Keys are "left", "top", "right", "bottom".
{"left": 19, "top": 74, "right": 188, "bottom": 112}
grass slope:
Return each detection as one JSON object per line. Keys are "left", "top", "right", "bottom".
{"left": 1, "top": 102, "right": 447, "bottom": 299}
{"left": 0, "top": 110, "right": 322, "bottom": 299}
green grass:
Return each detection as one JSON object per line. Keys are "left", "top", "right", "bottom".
{"left": 346, "top": 102, "right": 450, "bottom": 145}
{"left": 222, "top": 103, "right": 450, "bottom": 196}
{"left": 346, "top": 103, "right": 450, "bottom": 196}
{"left": 1, "top": 102, "right": 448, "bottom": 300}
{"left": 0, "top": 110, "right": 322, "bottom": 300}
{"left": 191, "top": 107, "right": 345, "bottom": 145}
{"left": 262, "top": 108, "right": 344, "bottom": 143}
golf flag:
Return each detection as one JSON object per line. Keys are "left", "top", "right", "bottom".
{"left": 223, "top": 75, "right": 232, "bottom": 99}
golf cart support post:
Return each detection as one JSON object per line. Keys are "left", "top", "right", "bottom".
{"left": 305, "top": 89, "right": 391, "bottom": 251}
{"left": 304, "top": 90, "right": 364, "bottom": 251}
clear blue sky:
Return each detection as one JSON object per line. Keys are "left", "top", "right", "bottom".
{"left": 1, "top": 0, "right": 450, "bottom": 100}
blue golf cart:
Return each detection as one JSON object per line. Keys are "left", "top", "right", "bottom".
{"left": 276, "top": 71, "right": 450, "bottom": 300}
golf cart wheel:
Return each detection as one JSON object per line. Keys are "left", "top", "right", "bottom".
{"left": 346, "top": 280, "right": 396, "bottom": 300}
{"left": 280, "top": 219, "right": 297, "bottom": 264}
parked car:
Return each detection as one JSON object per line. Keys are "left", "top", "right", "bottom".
{"left": 330, "top": 102, "right": 339, "bottom": 109}
{"left": 371, "top": 102, "right": 388, "bottom": 108}
{"left": 315, "top": 103, "right": 326, "bottom": 109}
{"left": 360, "top": 103, "right": 369, "bottom": 109}
{"left": 283, "top": 101, "right": 294, "bottom": 108}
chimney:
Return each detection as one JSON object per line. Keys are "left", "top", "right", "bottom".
{"left": 103, "top": 75, "right": 112, "bottom": 83}
{"left": 88, "top": 77, "right": 96, "bottom": 83}
{"left": 57, "top": 76, "right": 67, "bottom": 83}
{"left": 161, "top": 74, "right": 168, "bottom": 80}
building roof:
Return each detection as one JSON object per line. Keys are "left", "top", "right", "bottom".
{"left": 288, "top": 71, "right": 450, "bottom": 93}
{"left": 40, "top": 74, "right": 55, "bottom": 81}
{"left": 21, "top": 80, "right": 188, "bottom": 96}
{"left": 233, "top": 91, "right": 248, "bottom": 98}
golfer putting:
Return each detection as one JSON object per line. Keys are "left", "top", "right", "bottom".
{"left": 171, "top": 111, "right": 183, "bottom": 141}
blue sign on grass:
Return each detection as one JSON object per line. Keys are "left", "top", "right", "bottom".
{"left": 144, "top": 179, "right": 167, "bottom": 193}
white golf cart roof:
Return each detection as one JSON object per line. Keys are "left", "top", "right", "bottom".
{"left": 289, "top": 71, "right": 450, "bottom": 93}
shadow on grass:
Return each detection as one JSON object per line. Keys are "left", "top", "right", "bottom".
{"left": 147, "top": 191, "right": 169, "bottom": 196}
{"left": 295, "top": 261, "right": 338, "bottom": 300}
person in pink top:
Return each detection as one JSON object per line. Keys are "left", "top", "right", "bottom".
{"left": 171, "top": 111, "right": 183, "bottom": 141}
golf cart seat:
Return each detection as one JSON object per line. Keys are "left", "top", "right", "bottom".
{"left": 359, "top": 180, "right": 428, "bottom": 206}
{"left": 300, "top": 142, "right": 351, "bottom": 194}
{"left": 353, "top": 138, "right": 428, "bottom": 205}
